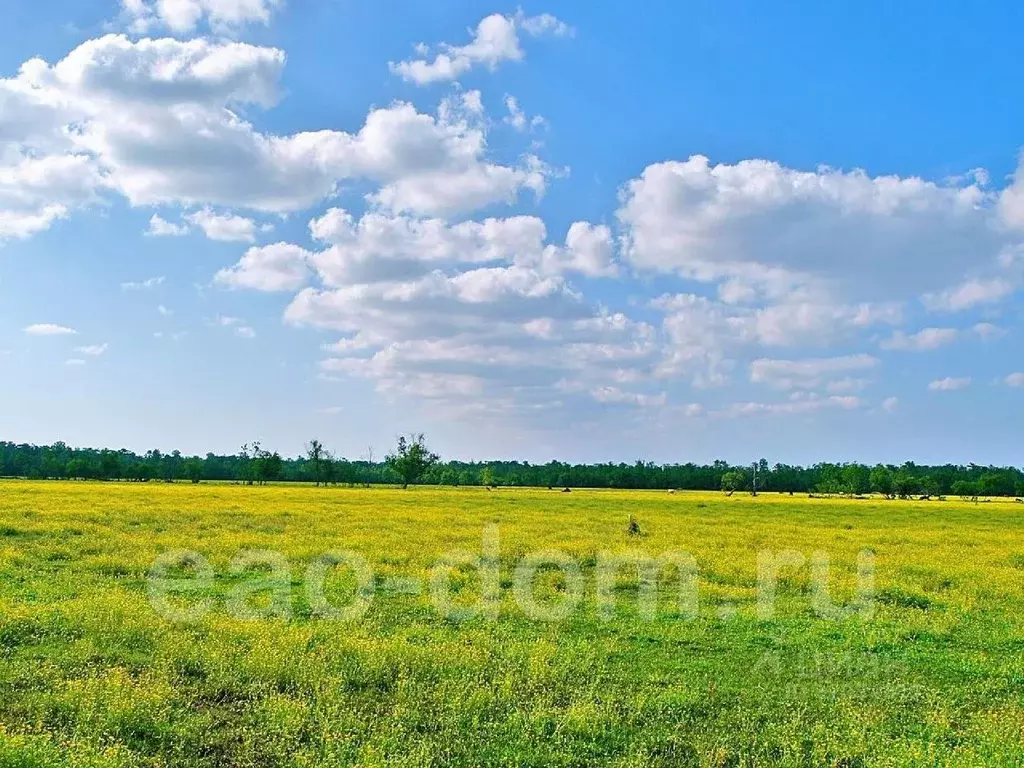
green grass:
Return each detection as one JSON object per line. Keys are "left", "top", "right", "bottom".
{"left": 0, "top": 480, "right": 1021, "bottom": 766}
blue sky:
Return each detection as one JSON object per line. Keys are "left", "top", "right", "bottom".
{"left": 2, "top": 0, "right": 1024, "bottom": 465}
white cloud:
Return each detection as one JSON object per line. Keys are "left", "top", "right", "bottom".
{"left": 591, "top": 386, "right": 666, "bottom": 407}
{"left": 882, "top": 396, "right": 899, "bottom": 412}
{"left": 120, "top": 0, "right": 282, "bottom": 34}
{"left": 74, "top": 343, "right": 108, "bottom": 355}
{"left": 65, "top": 358, "right": 86, "bottom": 366}
{"left": 922, "top": 278, "right": 1015, "bottom": 312}
{"left": 715, "top": 394, "right": 863, "bottom": 419}
{"left": 1004, "top": 373, "right": 1024, "bottom": 388}
{"left": 215, "top": 242, "right": 313, "bottom": 291}
{"left": 389, "top": 11, "right": 571, "bottom": 85}
{"left": 537, "top": 222, "right": 618, "bottom": 277}
{"left": 235, "top": 325, "right": 256, "bottom": 338}
{"left": 880, "top": 327, "right": 960, "bottom": 351}
{"left": 826, "top": 377, "right": 869, "bottom": 394}
{"left": 503, "top": 95, "right": 545, "bottom": 132}
{"left": 928, "top": 377, "right": 971, "bottom": 392}
{"left": 157, "top": 304, "right": 173, "bottom": 315}
{"left": 24, "top": 323, "right": 77, "bottom": 335}
{"left": 749, "top": 354, "right": 879, "bottom": 390}
{"left": 650, "top": 293, "right": 897, "bottom": 386}
{"left": 0, "top": 155, "right": 105, "bottom": 240}
{"left": 121, "top": 276, "right": 165, "bottom": 290}
{"left": 617, "top": 155, "right": 1007, "bottom": 305}
{"left": 973, "top": 322, "right": 1005, "bottom": 340}
{"left": 186, "top": 208, "right": 270, "bottom": 242}
{"left": 217, "top": 209, "right": 617, "bottom": 292}
{"left": 285, "top": 265, "right": 655, "bottom": 415}
{"left": 146, "top": 215, "right": 190, "bottom": 237}
{"left": 2, "top": 36, "right": 548, "bottom": 225}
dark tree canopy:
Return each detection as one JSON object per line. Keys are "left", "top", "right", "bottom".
{"left": 2, "top": 441, "right": 1024, "bottom": 499}
{"left": 385, "top": 434, "right": 440, "bottom": 489}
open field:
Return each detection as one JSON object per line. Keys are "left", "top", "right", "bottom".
{"left": 0, "top": 481, "right": 1022, "bottom": 767}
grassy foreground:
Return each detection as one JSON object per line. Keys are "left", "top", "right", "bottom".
{"left": 0, "top": 481, "right": 1022, "bottom": 767}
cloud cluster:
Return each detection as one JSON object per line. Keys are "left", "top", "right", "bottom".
{"left": 6, "top": 9, "right": 1024, "bottom": 432}
{"left": 616, "top": 155, "right": 1019, "bottom": 309}
{"left": 390, "top": 11, "right": 572, "bottom": 85}
{"left": 120, "top": 0, "right": 282, "bottom": 34}
{"left": 0, "top": 35, "right": 553, "bottom": 241}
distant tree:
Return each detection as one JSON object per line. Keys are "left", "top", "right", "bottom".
{"left": 978, "top": 471, "right": 1015, "bottom": 497}
{"left": 99, "top": 450, "right": 121, "bottom": 481}
{"left": 319, "top": 450, "right": 336, "bottom": 486}
{"left": 385, "top": 434, "right": 439, "bottom": 489}
{"left": 721, "top": 470, "right": 746, "bottom": 496}
{"left": 306, "top": 439, "right": 326, "bottom": 486}
{"left": 842, "top": 463, "right": 871, "bottom": 495}
{"left": 66, "top": 458, "right": 88, "bottom": 480}
{"left": 816, "top": 464, "right": 844, "bottom": 495}
{"left": 239, "top": 442, "right": 259, "bottom": 486}
{"left": 952, "top": 479, "right": 979, "bottom": 503}
{"left": 480, "top": 465, "right": 496, "bottom": 488}
{"left": 870, "top": 465, "right": 895, "bottom": 498}
{"left": 184, "top": 458, "right": 203, "bottom": 484}
{"left": 259, "top": 451, "right": 284, "bottom": 485}
{"left": 920, "top": 474, "right": 940, "bottom": 498}
{"left": 893, "top": 468, "right": 919, "bottom": 499}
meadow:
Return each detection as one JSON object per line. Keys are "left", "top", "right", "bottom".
{"left": 0, "top": 480, "right": 1021, "bottom": 767}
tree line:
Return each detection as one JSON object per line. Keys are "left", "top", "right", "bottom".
{"left": 1, "top": 438, "right": 1022, "bottom": 498}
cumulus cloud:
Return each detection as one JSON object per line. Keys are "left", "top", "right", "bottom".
{"left": 24, "top": 323, "right": 77, "bottom": 335}
{"left": 121, "top": 276, "right": 165, "bottom": 290}
{"left": 921, "top": 277, "right": 1015, "bottom": 312}
{"left": 74, "top": 343, "right": 108, "bottom": 355}
{"left": 714, "top": 394, "right": 863, "bottom": 419}
{"left": 880, "top": 327, "right": 960, "bottom": 351}
{"left": 973, "top": 322, "right": 1005, "bottom": 340}
{"left": 649, "top": 293, "right": 897, "bottom": 387}
{"left": 882, "top": 396, "right": 899, "bottom": 412}
{"left": 617, "top": 155, "right": 1011, "bottom": 306}
{"left": 503, "top": 95, "right": 545, "bottom": 132}
{"left": 1, "top": 35, "right": 551, "bottom": 231}
{"left": 217, "top": 209, "right": 617, "bottom": 293}
{"left": 215, "top": 242, "right": 313, "bottom": 291}
{"left": 186, "top": 208, "right": 270, "bottom": 242}
{"left": 146, "top": 215, "right": 189, "bottom": 237}
{"left": 749, "top": 354, "right": 879, "bottom": 390}
{"left": 591, "top": 386, "right": 666, "bottom": 407}
{"left": 928, "top": 377, "right": 971, "bottom": 391}
{"left": 0, "top": 154, "right": 105, "bottom": 240}
{"left": 390, "top": 11, "right": 571, "bottom": 85}
{"left": 1004, "top": 373, "right": 1024, "bottom": 387}
{"left": 283, "top": 263, "right": 655, "bottom": 415}
{"left": 119, "top": 0, "right": 282, "bottom": 34}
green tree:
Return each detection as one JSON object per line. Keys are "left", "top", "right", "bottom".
{"left": 870, "top": 465, "right": 895, "bottom": 498}
{"left": 480, "top": 465, "right": 496, "bottom": 487}
{"left": 306, "top": 439, "right": 326, "bottom": 486}
{"left": 841, "top": 463, "right": 870, "bottom": 495}
{"left": 99, "top": 450, "right": 121, "bottom": 481}
{"left": 952, "top": 479, "right": 978, "bottom": 502}
{"left": 184, "top": 458, "right": 203, "bottom": 484}
{"left": 721, "top": 470, "right": 746, "bottom": 496}
{"left": 893, "top": 468, "right": 919, "bottom": 499}
{"left": 385, "top": 434, "right": 439, "bottom": 489}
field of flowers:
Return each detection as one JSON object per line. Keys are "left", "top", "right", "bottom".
{"left": 0, "top": 480, "right": 1021, "bottom": 766}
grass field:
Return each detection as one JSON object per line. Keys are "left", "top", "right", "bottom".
{"left": 0, "top": 480, "right": 1022, "bottom": 767}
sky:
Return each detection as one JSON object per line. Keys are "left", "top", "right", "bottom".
{"left": 2, "top": 0, "right": 1024, "bottom": 465}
